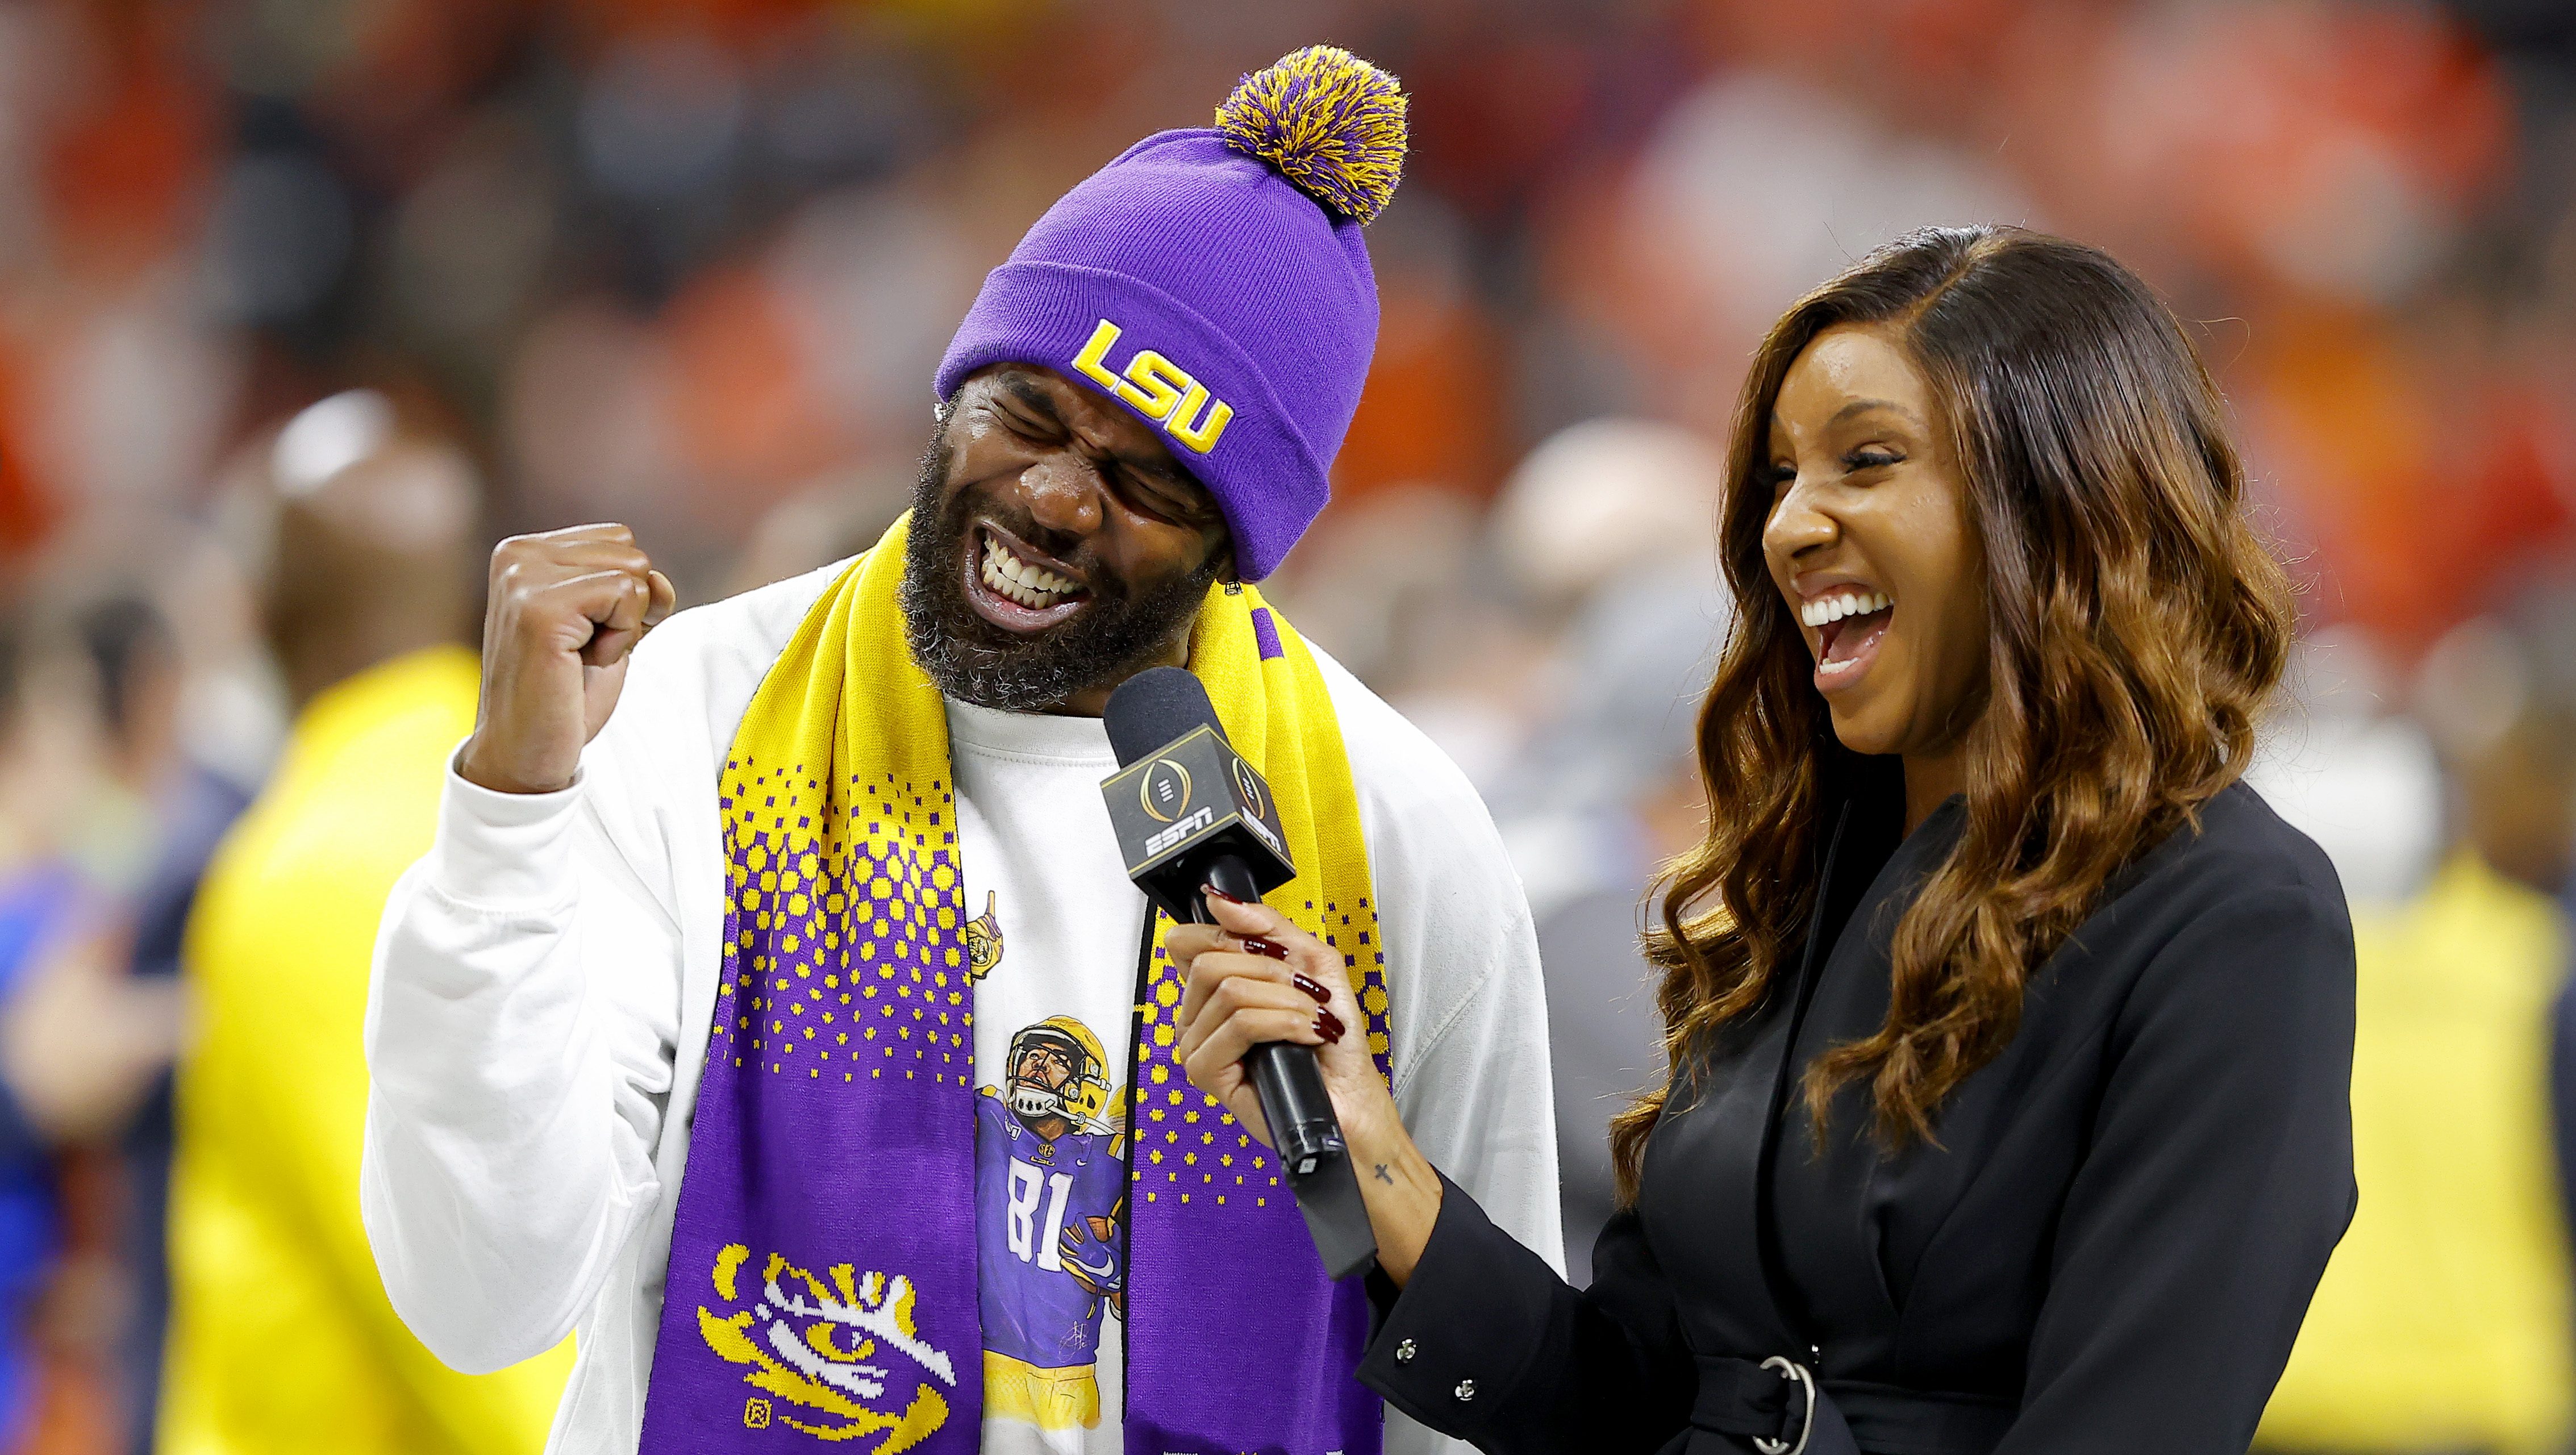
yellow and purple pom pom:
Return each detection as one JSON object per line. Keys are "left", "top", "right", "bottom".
{"left": 1214, "top": 45, "right": 1408, "bottom": 226}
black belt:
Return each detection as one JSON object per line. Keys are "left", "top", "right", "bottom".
{"left": 1693, "top": 1354, "right": 2016, "bottom": 1455}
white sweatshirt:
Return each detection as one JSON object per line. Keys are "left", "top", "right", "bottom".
{"left": 361, "top": 561, "right": 1564, "bottom": 1455}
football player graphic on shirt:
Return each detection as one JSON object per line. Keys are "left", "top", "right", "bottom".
{"left": 976, "top": 1016, "right": 1127, "bottom": 1454}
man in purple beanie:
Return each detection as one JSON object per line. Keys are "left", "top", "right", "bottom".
{"left": 360, "top": 45, "right": 1560, "bottom": 1455}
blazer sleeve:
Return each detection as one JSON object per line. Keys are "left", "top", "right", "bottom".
{"left": 1356, "top": 1174, "right": 1695, "bottom": 1454}
{"left": 1995, "top": 880, "right": 2357, "bottom": 1453}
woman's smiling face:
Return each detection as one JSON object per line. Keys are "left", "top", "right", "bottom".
{"left": 1761, "top": 323, "right": 1990, "bottom": 763}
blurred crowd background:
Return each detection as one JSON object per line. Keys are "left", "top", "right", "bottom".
{"left": 0, "top": 0, "right": 2570, "bottom": 1451}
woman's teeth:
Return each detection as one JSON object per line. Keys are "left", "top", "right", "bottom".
{"left": 981, "top": 536, "right": 1083, "bottom": 610}
{"left": 1800, "top": 590, "right": 1893, "bottom": 628}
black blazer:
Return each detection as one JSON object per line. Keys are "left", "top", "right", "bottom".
{"left": 1361, "top": 773, "right": 2357, "bottom": 1455}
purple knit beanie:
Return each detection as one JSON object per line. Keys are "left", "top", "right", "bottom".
{"left": 932, "top": 46, "right": 1408, "bottom": 582}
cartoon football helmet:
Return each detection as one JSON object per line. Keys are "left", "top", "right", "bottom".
{"left": 1004, "top": 1016, "right": 1115, "bottom": 1135}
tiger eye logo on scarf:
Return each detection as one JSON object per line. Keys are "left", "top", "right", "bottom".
{"left": 695, "top": 1243, "right": 957, "bottom": 1451}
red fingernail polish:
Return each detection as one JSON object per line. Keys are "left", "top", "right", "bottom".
{"left": 1314, "top": 1009, "right": 1346, "bottom": 1044}
{"left": 1292, "top": 973, "right": 1330, "bottom": 1003}
{"left": 1202, "top": 884, "right": 1244, "bottom": 906}
{"left": 1242, "top": 936, "right": 1289, "bottom": 961}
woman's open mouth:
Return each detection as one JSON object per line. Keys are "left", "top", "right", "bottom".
{"left": 964, "top": 525, "right": 1091, "bottom": 632}
{"left": 1806, "top": 589, "right": 1894, "bottom": 693}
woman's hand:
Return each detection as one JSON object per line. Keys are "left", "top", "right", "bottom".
{"left": 1168, "top": 890, "right": 1444, "bottom": 1282}
{"left": 1168, "top": 891, "right": 1388, "bottom": 1148}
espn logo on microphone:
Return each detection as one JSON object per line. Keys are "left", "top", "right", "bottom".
{"left": 1145, "top": 806, "right": 1215, "bottom": 857}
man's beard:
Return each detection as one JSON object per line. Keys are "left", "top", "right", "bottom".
{"left": 898, "top": 423, "right": 1223, "bottom": 712}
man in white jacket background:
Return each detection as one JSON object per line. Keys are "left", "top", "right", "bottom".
{"left": 362, "top": 46, "right": 1558, "bottom": 1455}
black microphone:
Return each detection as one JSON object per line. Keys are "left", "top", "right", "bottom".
{"left": 1102, "top": 666, "right": 1376, "bottom": 1279}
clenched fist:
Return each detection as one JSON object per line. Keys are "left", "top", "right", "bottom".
{"left": 459, "top": 524, "right": 676, "bottom": 795}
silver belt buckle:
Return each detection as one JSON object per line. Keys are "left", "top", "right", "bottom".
{"left": 1750, "top": 1356, "right": 1815, "bottom": 1455}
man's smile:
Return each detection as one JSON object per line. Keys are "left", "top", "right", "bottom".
{"left": 963, "top": 523, "right": 1093, "bottom": 632}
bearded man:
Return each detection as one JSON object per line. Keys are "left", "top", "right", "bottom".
{"left": 361, "top": 47, "right": 1558, "bottom": 1455}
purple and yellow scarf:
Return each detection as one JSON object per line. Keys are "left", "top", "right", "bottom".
{"left": 637, "top": 514, "right": 1394, "bottom": 1454}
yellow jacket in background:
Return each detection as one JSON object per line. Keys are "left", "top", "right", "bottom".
{"left": 2257, "top": 852, "right": 2572, "bottom": 1454}
{"left": 160, "top": 647, "right": 570, "bottom": 1455}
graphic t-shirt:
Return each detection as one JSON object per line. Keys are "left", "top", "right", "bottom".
{"left": 946, "top": 701, "right": 1147, "bottom": 1455}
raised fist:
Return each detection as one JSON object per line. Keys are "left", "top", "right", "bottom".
{"left": 458, "top": 524, "right": 676, "bottom": 795}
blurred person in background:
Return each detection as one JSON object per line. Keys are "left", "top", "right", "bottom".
{"left": 40, "top": 587, "right": 239, "bottom": 1455}
{"left": 1482, "top": 418, "right": 1728, "bottom": 913}
{"left": 1259, "top": 486, "right": 1536, "bottom": 787}
{"left": 362, "top": 49, "right": 1556, "bottom": 1455}
{"left": 1518, "top": 633, "right": 1711, "bottom": 1288}
{"left": 2253, "top": 619, "right": 2576, "bottom": 1455}
{"left": 1475, "top": 418, "right": 1731, "bottom": 1285}
{"left": 158, "top": 390, "right": 572, "bottom": 1454}
{"left": 718, "top": 465, "right": 912, "bottom": 601}
{"left": 86, "top": 587, "right": 258, "bottom": 1453}
{"left": 0, "top": 602, "right": 186, "bottom": 1454}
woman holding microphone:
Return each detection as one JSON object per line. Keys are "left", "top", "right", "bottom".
{"left": 1172, "top": 226, "right": 2355, "bottom": 1455}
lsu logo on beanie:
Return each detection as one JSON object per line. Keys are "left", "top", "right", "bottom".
{"left": 1069, "top": 319, "right": 1235, "bottom": 456}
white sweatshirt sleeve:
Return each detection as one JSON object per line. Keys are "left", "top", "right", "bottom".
{"left": 361, "top": 565, "right": 843, "bottom": 1435}
{"left": 358, "top": 612, "right": 725, "bottom": 1376}
{"left": 1314, "top": 649, "right": 1564, "bottom": 1455}
{"left": 1385, "top": 868, "right": 1562, "bottom": 1272}
{"left": 360, "top": 752, "right": 683, "bottom": 1373}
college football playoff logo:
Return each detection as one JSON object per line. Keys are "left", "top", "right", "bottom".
{"left": 1138, "top": 758, "right": 1192, "bottom": 823}
{"left": 1231, "top": 758, "right": 1266, "bottom": 823}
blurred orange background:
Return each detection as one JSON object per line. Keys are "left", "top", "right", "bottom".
{"left": 0, "top": 1, "right": 2573, "bottom": 1452}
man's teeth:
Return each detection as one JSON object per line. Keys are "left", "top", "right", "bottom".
{"left": 981, "top": 536, "right": 1082, "bottom": 610}
{"left": 1800, "top": 590, "right": 1893, "bottom": 628}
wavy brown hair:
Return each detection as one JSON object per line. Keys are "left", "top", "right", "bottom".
{"left": 1609, "top": 226, "right": 2292, "bottom": 1198}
